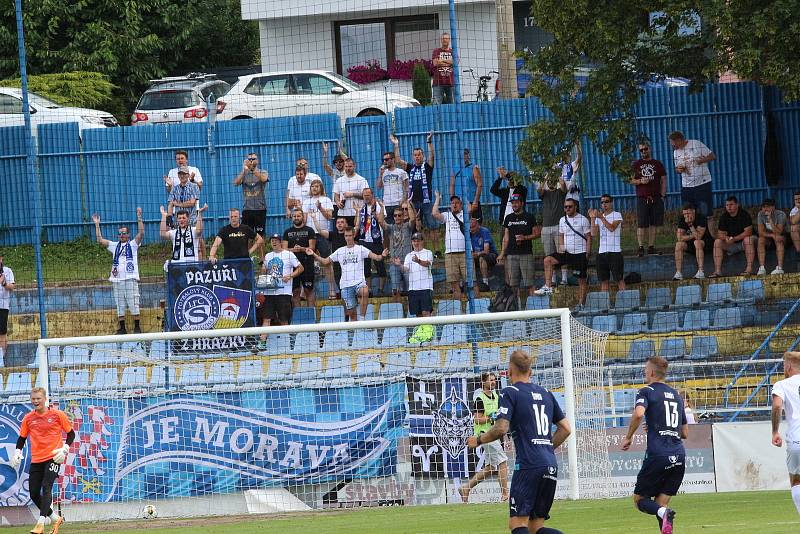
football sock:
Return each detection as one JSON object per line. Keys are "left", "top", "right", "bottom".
{"left": 134, "top": 319, "right": 141, "bottom": 329}
{"left": 49, "top": 512, "right": 59, "bottom": 522}
{"left": 791, "top": 485, "right": 800, "bottom": 513}
{"left": 37, "top": 516, "right": 46, "bottom": 524}
{"left": 482, "top": 278, "right": 489, "bottom": 284}
{"left": 636, "top": 498, "right": 661, "bottom": 515}
{"left": 511, "top": 528, "right": 528, "bottom": 534}
{"left": 656, "top": 507, "right": 667, "bottom": 519}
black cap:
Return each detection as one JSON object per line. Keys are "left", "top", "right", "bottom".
{"left": 269, "top": 233, "right": 281, "bottom": 240}
{"left": 411, "top": 232, "right": 423, "bottom": 240}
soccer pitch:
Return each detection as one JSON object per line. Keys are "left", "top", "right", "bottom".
{"left": 6, "top": 491, "right": 797, "bottom": 533}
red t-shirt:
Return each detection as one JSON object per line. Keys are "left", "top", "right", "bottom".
{"left": 20, "top": 408, "right": 73, "bottom": 463}
{"left": 431, "top": 47, "right": 454, "bottom": 87}
{"left": 631, "top": 158, "right": 667, "bottom": 198}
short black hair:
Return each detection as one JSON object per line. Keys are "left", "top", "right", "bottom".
{"left": 762, "top": 197, "right": 776, "bottom": 207}
{"left": 176, "top": 209, "right": 189, "bottom": 217}
{"left": 600, "top": 194, "right": 613, "bottom": 202}
{"left": 725, "top": 195, "right": 738, "bottom": 203}
{"left": 450, "top": 195, "right": 461, "bottom": 203}
{"left": 681, "top": 202, "right": 695, "bottom": 211}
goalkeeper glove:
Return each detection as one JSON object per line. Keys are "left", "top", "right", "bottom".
{"left": 9, "top": 449, "right": 23, "bottom": 469}
{"left": 52, "top": 444, "right": 70, "bottom": 464}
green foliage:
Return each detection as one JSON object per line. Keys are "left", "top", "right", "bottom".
{"left": 0, "top": 71, "right": 115, "bottom": 108}
{"left": 412, "top": 62, "right": 432, "bottom": 106}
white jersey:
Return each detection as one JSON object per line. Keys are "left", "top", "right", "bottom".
{"left": 330, "top": 244, "right": 370, "bottom": 289}
{"left": 0, "top": 265, "right": 14, "bottom": 309}
{"left": 442, "top": 211, "right": 466, "bottom": 253}
{"left": 673, "top": 139, "right": 712, "bottom": 188}
{"left": 558, "top": 214, "right": 591, "bottom": 254}
{"left": 333, "top": 173, "right": 370, "bottom": 217}
{"left": 381, "top": 167, "right": 409, "bottom": 206}
{"left": 287, "top": 177, "right": 313, "bottom": 207}
{"left": 106, "top": 240, "right": 141, "bottom": 282}
{"left": 262, "top": 250, "right": 300, "bottom": 297}
{"left": 302, "top": 196, "right": 334, "bottom": 234}
{"left": 773, "top": 374, "right": 800, "bottom": 450}
{"left": 404, "top": 248, "right": 433, "bottom": 291}
{"left": 594, "top": 211, "right": 622, "bottom": 253}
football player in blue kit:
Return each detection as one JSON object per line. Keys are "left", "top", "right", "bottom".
{"left": 622, "top": 356, "right": 689, "bottom": 534}
{"left": 467, "top": 350, "right": 571, "bottom": 534}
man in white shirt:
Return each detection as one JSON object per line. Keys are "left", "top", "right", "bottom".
{"left": 377, "top": 151, "right": 409, "bottom": 221}
{"left": 354, "top": 187, "right": 387, "bottom": 296}
{"left": 93, "top": 208, "right": 145, "bottom": 335}
{"left": 669, "top": 131, "right": 716, "bottom": 218}
{"left": 260, "top": 234, "right": 304, "bottom": 329}
{"left": 309, "top": 227, "right": 388, "bottom": 321}
{"left": 771, "top": 350, "right": 800, "bottom": 516}
{"left": 432, "top": 191, "right": 467, "bottom": 300}
{"left": 394, "top": 232, "right": 434, "bottom": 317}
{"left": 164, "top": 149, "right": 203, "bottom": 193}
{"left": 0, "top": 255, "right": 15, "bottom": 364}
{"left": 160, "top": 205, "right": 206, "bottom": 264}
{"left": 333, "top": 158, "right": 370, "bottom": 228}
{"left": 322, "top": 142, "right": 346, "bottom": 180}
{"left": 536, "top": 199, "right": 592, "bottom": 306}
{"left": 589, "top": 194, "right": 625, "bottom": 292}
{"left": 286, "top": 165, "right": 317, "bottom": 219}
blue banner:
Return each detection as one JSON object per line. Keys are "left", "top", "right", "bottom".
{"left": 166, "top": 258, "right": 256, "bottom": 331}
{"left": 0, "top": 384, "right": 405, "bottom": 504}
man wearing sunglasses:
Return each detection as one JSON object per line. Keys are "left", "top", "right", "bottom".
{"left": 536, "top": 199, "right": 592, "bottom": 307}
{"left": 631, "top": 143, "right": 667, "bottom": 256}
{"left": 93, "top": 208, "right": 145, "bottom": 335}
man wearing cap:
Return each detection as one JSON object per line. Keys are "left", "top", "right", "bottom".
{"left": 377, "top": 151, "right": 409, "bottom": 221}
{"left": 491, "top": 167, "right": 528, "bottom": 224}
{"left": 260, "top": 234, "right": 304, "bottom": 329}
{"left": 432, "top": 191, "right": 468, "bottom": 300}
{"left": 469, "top": 217, "right": 498, "bottom": 294}
{"left": 322, "top": 142, "right": 346, "bottom": 180}
{"left": 394, "top": 232, "right": 434, "bottom": 317}
{"left": 498, "top": 193, "right": 540, "bottom": 303}
{"left": 450, "top": 148, "right": 483, "bottom": 222}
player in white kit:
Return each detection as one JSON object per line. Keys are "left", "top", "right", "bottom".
{"left": 771, "top": 350, "right": 800, "bottom": 515}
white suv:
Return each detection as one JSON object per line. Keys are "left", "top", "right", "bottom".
{"left": 131, "top": 73, "right": 230, "bottom": 126}
{"left": 216, "top": 70, "right": 418, "bottom": 126}
{"left": 0, "top": 87, "right": 118, "bottom": 133}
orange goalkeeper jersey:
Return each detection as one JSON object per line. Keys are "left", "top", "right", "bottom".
{"left": 19, "top": 408, "right": 73, "bottom": 463}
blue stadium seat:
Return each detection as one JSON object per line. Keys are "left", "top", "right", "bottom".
{"left": 710, "top": 307, "right": 742, "bottom": 330}
{"left": 320, "top": 305, "right": 345, "bottom": 323}
{"left": 619, "top": 313, "right": 648, "bottom": 335}
{"left": 62, "top": 345, "right": 90, "bottom": 366}
{"left": 444, "top": 349, "right": 472, "bottom": 372}
{"left": 177, "top": 363, "right": 206, "bottom": 387}
{"left": 472, "top": 298, "right": 490, "bottom": 315}
{"left": 584, "top": 291, "right": 610, "bottom": 313}
{"left": 649, "top": 311, "right": 680, "bottom": 334}
{"left": 591, "top": 315, "right": 617, "bottom": 333}
{"left": 47, "top": 346, "right": 62, "bottom": 366}
{"left": 437, "top": 324, "right": 468, "bottom": 345}
{"left": 534, "top": 368, "right": 563, "bottom": 390}
{"left": 91, "top": 368, "right": 119, "bottom": 390}
{"left": 149, "top": 366, "right": 177, "bottom": 388}
{"left": 526, "top": 294, "right": 550, "bottom": 310}
{"left": 535, "top": 344, "right": 562, "bottom": 369}
{"left": 611, "top": 388, "right": 638, "bottom": 413}
{"left": 4, "top": 372, "right": 31, "bottom": 395}
{"left": 529, "top": 318, "right": 560, "bottom": 340}
{"left": 121, "top": 366, "right": 148, "bottom": 389}
{"left": 500, "top": 320, "right": 527, "bottom": 341}
{"left": 355, "top": 354, "right": 383, "bottom": 376}
{"left": 413, "top": 351, "right": 442, "bottom": 374}
{"left": 706, "top": 283, "right": 733, "bottom": 305}
{"left": 295, "top": 356, "right": 323, "bottom": 379}
{"left": 266, "top": 333, "right": 292, "bottom": 355}
{"left": 735, "top": 279, "right": 765, "bottom": 303}
{"left": 62, "top": 369, "right": 89, "bottom": 392}
{"left": 681, "top": 309, "right": 710, "bottom": 331}
{"left": 613, "top": 289, "right": 641, "bottom": 312}
{"left": 325, "top": 355, "right": 353, "bottom": 378}
{"left": 351, "top": 329, "right": 379, "bottom": 350}
{"left": 149, "top": 341, "right": 167, "bottom": 360}
{"left": 379, "top": 302, "right": 405, "bottom": 320}
{"left": 436, "top": 299, "right": 463, "bottom": 316}
{"left": 643, "top": 287, "right": 672, "bottom": 311}
{"left": 291, "top": 307, "right": 316, "bottom": 325}
{"left": 293, "top": 332, "right": 320, "bottom": 353}
{"left": 689, "top": 336, "right": 719, "bottom": 360}
{"left": 237, "top": 360, "right": 264, "bottom": 383}
{"left": 208, "top": 361, "right": 235, "bottom": 386}
{"left": 506, "top": 345, "right": 532, "bottom": 363}
{"left": 659, "top": 338, "right": 686, "bottom": 359}
{"left": 380, "top": 327, "right": 408, "bottom": 348}
{"left": 359, "top": 303, "right": 375, "bottom": 321}
{"left": 476, "top": 347, "right": 502, "bottom": 370}
{"left": 385, "top": 351, "right": 412, "bottom": 374}
{"left": 322, "top": 330, "right": 350, "bottom": 351}
{"left": 121, "top": 341, "right": 147, "bottom": 358}
{"left": 266, "top": 357, "right": 294, "bottom": 378}
{"left": 48, "top": 371, "right": 61, "bottom": 393}
{"left": 673, "top": 285, "right": 702, "bottom": 308}
{"left": 626, "top": 339, "right": 656, "bottom": 363}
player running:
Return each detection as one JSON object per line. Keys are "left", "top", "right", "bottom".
{"left": 622, "top": 356, "right": 688, "bottom": 534}
{"left": 467, "top": 350, "right": 571, "bottom": 534}
{"left": 9, "top": 387, "right": 75, "bottom": 534}
{"left": 770, "top": 351, "right": 800, "bottom": 515}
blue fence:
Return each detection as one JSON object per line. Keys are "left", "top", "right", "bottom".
{"left": 1, "top": 81, "right": 799, "bottom": 246}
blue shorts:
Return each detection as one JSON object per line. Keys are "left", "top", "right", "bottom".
{"left": 633, "top": 453, "right": 685, "bottom": 498}
{"left": 509, "top": 466, "right": 558, "bottom": 520}
{"left": 413, "top": 201, "right": 440, "bottom": 230}
{"left": 341, "top": 281, "right": 367, "bottom": 311}
{"left": 389, "top": 263, "right": 407, "bottom": 292}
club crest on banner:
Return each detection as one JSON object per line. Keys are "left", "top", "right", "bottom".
{"left": 432, "top": 387, "right": 474, "bottom": 458}
{"left": 173, "top": 286, "right": 220, "bottom": 331}
{"left": 0, "top": 406, "right": 30, "bottom": 506}
{"left": 213, "top": 286, "right": 252, "bottom": 330}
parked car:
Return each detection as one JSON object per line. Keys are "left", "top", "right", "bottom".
{"left": 131, "top": 73, "right": 230, "bottom": 126}
{"left": 0, "top": 87, "right": 118, "bottom": 133}
{"left": 215, "top": 70, "right": 419, "bottom": 126}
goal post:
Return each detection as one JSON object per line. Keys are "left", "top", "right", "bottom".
{"left": 29, "top": 308, "right": 610, "bottom": 519}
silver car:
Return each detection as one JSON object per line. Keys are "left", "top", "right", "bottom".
{"left": 0, "top": 87, "right": 118, "bottom": 134}
{"left": 131, "top": 73, "right": 230, "bottom": 126}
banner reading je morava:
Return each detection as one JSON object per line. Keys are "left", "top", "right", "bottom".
{"left": 166, "top": 258, "right": 256, "bottom": 331}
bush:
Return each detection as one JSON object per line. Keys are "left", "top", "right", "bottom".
{"left": 387, "top": 59, "right": 434, "bottom": 80}
{"left": 0, "top": 71, "right": 116, "bottom": 109}
{"left": 412, "top": 63, "right": 432, "bottom": 106}
{"left": 346, "top": 60, "right": 388, "bottom": 85}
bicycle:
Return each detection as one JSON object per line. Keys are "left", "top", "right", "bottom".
{"left": 463, "top": 69, "right": 499, "bottom": 101}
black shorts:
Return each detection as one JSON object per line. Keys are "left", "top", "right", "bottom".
{"left": 360, "top": 240, "right": 387, "bottom": 279}
{"left": 408, "top": 289, "right": 433, "bottom": 316}
{"left": 242, "top": 209, "right": 266, "bottom": 236}
{"left": 0, "top": 308, "right": 8, "bottom": 335}
{"left": 633, "top": 453, "right": 686, "bottom": 498}
{"left": 292, "top": 261, "right": 315, "bottom": 291}
{"left": 316, "top": 236, "right": 332, "bottom": 258}
{"left": 262, "top": 294, "right": 293, "bottom": 324}
{"left": 474, "top": 252, "right": 497, "bottom": 271}
{"left": 509, "top": 466, "right": 558, "bottom": 520}
{"left": 636, "top": 197, "right": 665, "bottom": 228}
{"left": 548, "top": 252, "right": 588, "bottom": 278}
{"left": 597, "top": 251, "right": 624, "bottom": 282}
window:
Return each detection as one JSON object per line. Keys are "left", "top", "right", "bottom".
{"left": 245, "top": 75, "right": 292, "bottom": 96}
{"left": 294, "top": 74, "right": 337, "bottom": 96}
{"left": 0, "top": 94, "right": 23, "bottom": 114}
{"left": 201, "top": 82, "right": 230, "bottom": 99}
{"left": 335, "top": 15, "right": 439, "bottom": 75}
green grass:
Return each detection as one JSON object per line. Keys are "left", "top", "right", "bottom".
{"left": 6, "top": 491, "right": 797, "bottom": 533}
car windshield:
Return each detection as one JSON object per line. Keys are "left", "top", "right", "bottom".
{"left": 325, "top": 72, "right": 363, "bottom": 91}
{"left": 28, "top": 92, "right": 61, "bottom": 109}
{"left": 137, "top": 90, "right": 199, "bottom": 110}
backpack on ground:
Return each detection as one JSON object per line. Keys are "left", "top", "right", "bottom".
{"left": 489, "top": 284, "right": 519, "bottom": 313}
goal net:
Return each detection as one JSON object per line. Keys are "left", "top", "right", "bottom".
{"left": 27, "top": 309, "right": 609, "bottom": 520}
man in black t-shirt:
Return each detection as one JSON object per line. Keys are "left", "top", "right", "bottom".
{"left": 498, "top": 194, "right": 540, "bottom": 301}
{"left": 673, "top": 203, "right": 712, "bottom": 280}
{"left": 391, "top": 131, "right": 440, "bottom": 251}
{"left": 283, "top": 209, "right": 317, "bottom": 308}
{"left": 317, "top": 216, "right": 348, "bottom": 297}
{"left": 209, "top": 208, "right": 262, "bottom": 261}
{"left": 712, "top": 195, "right": 755, "bottom": 276}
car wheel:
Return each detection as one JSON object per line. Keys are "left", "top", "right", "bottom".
{"left": 232, "top": 115, "right": 253, "bottom": 120}
{"left": 357, "top": 108, "right": 385, "bottom": 117}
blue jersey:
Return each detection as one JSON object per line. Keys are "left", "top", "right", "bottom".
{"left": 496, "top": 381, "right": 565, "bottom": 469}
{"left": 470, "top": 226, "right": 498, "bottom": 255}
{"left": 453, "top": 163, "right": 478, "bottom": 202}
{"left": 635, "top": 382, "right": 686, "bottom": 456}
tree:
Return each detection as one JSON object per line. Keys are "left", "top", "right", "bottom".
{"left": 0, "top": 72, "right": 116, "bottom": 109}
{"left": 517, "top": 0, "right": 800, "bottom": 181}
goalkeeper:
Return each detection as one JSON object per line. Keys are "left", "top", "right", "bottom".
{"left": 9, "top": 387, "right": 75, "bottom": 534}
